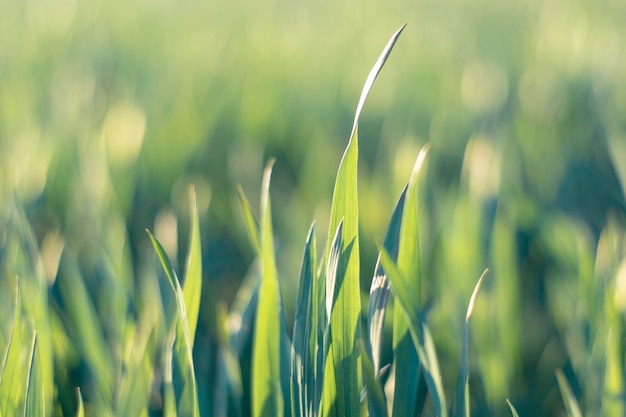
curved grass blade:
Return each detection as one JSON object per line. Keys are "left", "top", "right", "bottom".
{"left": 556, "top": 369, "right": 583, "bottom": 417}
{"left": 453, "top": 269, "right": 488, "bottom": 417}
{"left": 183, "top": 186, "right": 204, "bottom": 347}
{"left": 368, "top": 186, "right": 407, "bottom": 374}
{"left": 323, "top": 23, "right": 406, "bottom": 417}
{"left": 378, "top": 247, "right": 447, "bottom": 417}
{"left": 506, "top": 399, "right": 520, "bottom": 417}
{"left": 75, "top": 388, "right": 84, "bottom": 417}
{"left": 252, "top": 160, "right": 287, "bottom": 417}
{"left": 237, "top": 185, "right": 262, "bottom": 256}
{"left": 291, "top": 224, "right": 316, "bottom": 417}
{"left": 358, "top": 340, "right": 388, "bottom": 417}
{"left": 0, "top": 289, "right": 28, "bottom": 416}
{"left": 147, "top": 230, "right": 199, "bottom": 417}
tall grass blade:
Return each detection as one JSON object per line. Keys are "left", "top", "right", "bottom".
{"left": 506, "top": 399, "right": 520, "bottom": 417}
{"left": 183, "top": 186, "right": 204, "bottom": 347}
{"left": 323, "top": 23, "right": 406, "bottom": 417}
{"left": 291, "top": 225, "right": 316, "bottom": 417}
{"left": 453, "top": 269, "right": 488, "bottom": 417}
{"left": 147, "top": 231, "right": 199, "bottom": 417}
{"left": 556, "top": 369, "right": 583, "bottom": 417}
{"left": 389, "top": 148, "right": 429, "bottom": 417}
{"left": 215, "top": 302, "right": 244, "bottom": 417}
{"left": 252, "top": 160, "right": 287, "bottom": 417}
{"left": 368, "top": 186, "right": 406, "bottom": 374}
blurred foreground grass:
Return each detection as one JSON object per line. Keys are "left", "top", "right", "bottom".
{"left": 1, "top": 0, "right": 626, "bottom": 415}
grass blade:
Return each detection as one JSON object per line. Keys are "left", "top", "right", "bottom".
{"left": 359, "top": 341, "right": 388, "bottom": 417}
{"left": 453, "top": 269, "right": 488, "bottom": 417}
{"left": 75, "top": 388, "right": 84, "bottom": 417}
{"left": 506, "top": 399, "right": 520, "bottom": 417}
{"left": 368, "top": 186, "right": 407, "bottom": 374}
{"left": 183, "top": 186, "right": 203, "bottom": 347}
{"left": 147, "top": 230, "right": 199, "bottom": 417}
{"left": 291, "top": 224, "right": 316, "bottom": 417}
{"left": 556, "top": 369, "right": 583, "bottom": 417}
{"left": 25, "top": 331, "right": 45, "bottom": 417}
{"left": 252, "top": 160, "right": 287, "bottom": 417}
{"left": 323, "top": 23, "right": 407, "bottom": 417}
{"left": 237, "top": 185, "right": 262, "bottom": 256}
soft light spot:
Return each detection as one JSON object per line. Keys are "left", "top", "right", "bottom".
{"left": 461, "top": 59, "right": 509, "bottom": 114}
{"left": 104, "top": 101, "right": 146, "bottom": 167}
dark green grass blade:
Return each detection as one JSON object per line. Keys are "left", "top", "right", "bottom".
{"left": 25, "top": 331, "right": 45, "bottom": 417}
{"left": 368, "top": 186, "right": 407, "bottom": 374}
{"left": 556, "top": 369, "right": 583, "bottom": 417}
{"left": 389, "top": 147, "right": 429, "bottom": 417}
{"left": 378, "top": 248, "right": 447, "bottom": 417}
{"left": 359, "top": 341, "right": 388, "bottom": 417}
{"left": 291, "top": 224, "right": 317, "bottom": 417}
{"left": 252, "top": 160, "right": 286, "bottom": 417}
{"left": 147, "top": 231, "right": 199, "bottom": 417}
{"left": 453, "top": 269, "right": 488, "bottom": 417}
{"left": 183, "top": 186, "right": 203, "bottom": 347}
{"left": 506, "top": 399, "right": 520, "bottom": 417}
{"left": 237, "top": 185, "right": 262, "bottom": 256}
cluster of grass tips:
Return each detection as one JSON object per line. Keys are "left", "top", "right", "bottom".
{"left": 1, "top": 24, "right": 624, "bottom": 417}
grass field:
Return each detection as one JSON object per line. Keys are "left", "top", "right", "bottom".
{"left": 1, "top": 0, "right": 626, "bottom": 416}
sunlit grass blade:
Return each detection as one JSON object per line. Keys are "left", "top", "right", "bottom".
{"left": 348, "top": 23, "right": 407, "bottom": 141}
{"left": 252, "top": 160, "right": 287, "bottom": 417}
{"left": 556, "top": 369, "right": 583, "bottom": 417}
{"left": 358, "top": 340, "right": 388, "bottom": 417}
{"left": 25, "top": 331, "right": 45, "bottom": 417}
{"left": 378, "top": 247, "right": 447, "bottom": 417}
{"left": 147, "top": 230, "right": 199, "bottom": 417}
{"left": 0, "top": 275, "right": 18, "bottom": 384}
{"left": 0, "top": 291, "right": 27, "bottom": 416}
{"left": 506, "top": 399, "right": 520, "bottom": 417}
{"left": 183, "top": 186, "right": 204, "bottom": 347}
{"left": 453, "top": 269, "right": 488, "bottom": 417}
{"left": 237, "top": 185, "right": 262, "bottom": 255}
{"left": 368, "top": 186, "right": 406, "bottom": 374}
{"left": 291, "top": 224, "right": 316, "bottom": 417}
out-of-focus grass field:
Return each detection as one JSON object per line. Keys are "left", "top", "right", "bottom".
{"left": 1, "top": 0, "right": 626, "bottom": 416}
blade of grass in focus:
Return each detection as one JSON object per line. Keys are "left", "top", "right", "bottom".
{"left": 358, "top": 340, "right": 387, "bottom": 417}
{"left": 291, "top": 224, "right": 316, "bottom": 417}
{"left": 323, "top": 23, "right": 407, "bottom": 417}
{"left": 25, "top": 331, "right": 45, "bottom": 417}
{"left": 453, "top": 269, "right": 488, "bottom": 417}
{"left": 377, "top": 147, "right": 447, "bottom": 417}
{"left": 251, "top": 160, "right": 287, "bottom": 417}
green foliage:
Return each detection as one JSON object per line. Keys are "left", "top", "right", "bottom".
{"left": 1, "top": 17, "right": 626, "bottom": 417}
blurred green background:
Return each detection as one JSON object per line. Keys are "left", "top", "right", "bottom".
{"left": 1, "top": 0, "right": 625, "bottom": 415}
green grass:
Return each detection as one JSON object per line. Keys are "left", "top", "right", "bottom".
{"left": 1, "top": 16, "right": 626, "bottom": 417}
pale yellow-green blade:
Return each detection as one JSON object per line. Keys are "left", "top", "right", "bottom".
{"left": 183, "top": 186, "right": 204, "bottom": 347}
{"left": 252, "top": 160, "right": 286, "bottom": 417}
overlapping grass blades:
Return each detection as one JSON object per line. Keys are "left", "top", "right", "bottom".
{"left": 322, "top": 23, "right": 407, "bottom": 417}
{"left": 378, "top": 147, "right": 447, "bottom": 417}
{"left": 147, "top": 187, "right": 203, "bottom": 417}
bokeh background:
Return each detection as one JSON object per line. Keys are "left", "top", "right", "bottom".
{"left": 1, "top": 0, "right": 626, "bottom": 415}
